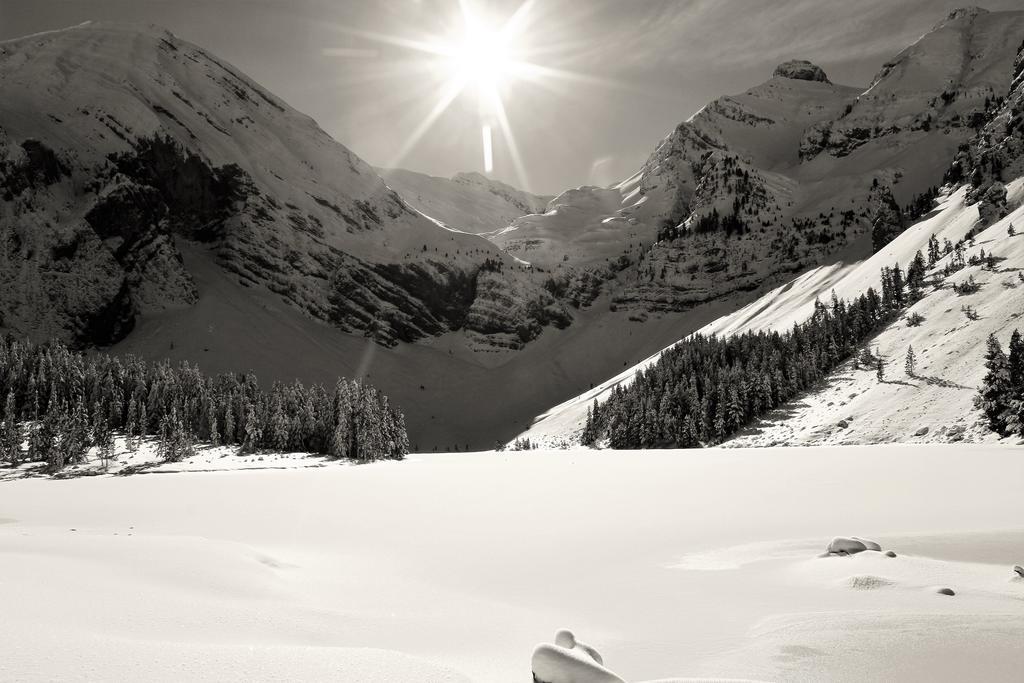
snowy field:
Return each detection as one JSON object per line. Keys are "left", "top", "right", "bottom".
{"left": 3, "top": 445, "right": 1024, "bottom": 682}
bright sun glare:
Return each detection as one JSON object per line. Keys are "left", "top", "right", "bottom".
{"left": 448, "top": 26, "right": 513, "bottom": 92}
{"left": 325, "top": 0, "right": 604, "bottom": 187}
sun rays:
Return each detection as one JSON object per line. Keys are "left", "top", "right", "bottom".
{"left": 322, "top": 0, "right": 609, "bottom": 190}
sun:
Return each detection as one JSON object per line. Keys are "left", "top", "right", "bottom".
{"left": 324, "top": 0, "right": 606, "bottom": 187}
{"left": 446, "top": 24, "right": 514, "bottom": 94}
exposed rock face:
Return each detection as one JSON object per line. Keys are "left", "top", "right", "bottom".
{"left": 773, "top": 59, "right": 830, "bottom": 83}
{"left": 978, "top": 181, "right": 1009, "bottom": 225}
{"left": 0, "top": 22, "right": 569, "bottom": 350}
{"left": 951, "top": 37, "right": 1024, "bottom": 224}
{"left": 869, "top": 182, "right": 906, "bottom": 252}
{"left": 0, "top": 135, "right": 135, "bottom": 346}
{"left": 801, "top": 8, "right": 1022, "bottom": 163}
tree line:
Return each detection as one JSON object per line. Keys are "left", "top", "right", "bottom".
{"left": 581, "top": 258, "right": 929, "bottom": 449}
{"left": 0, "top": 336, "right": 409, "bottom": 471}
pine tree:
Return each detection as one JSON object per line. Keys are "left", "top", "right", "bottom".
{"left": 207, "top": 394, "right": 220, "bottom": 447}
{"left": 33, "top": 409, "right": 61, "bottom": 472}
{"left": 1, "top": 391, "right": 19, "bottom": 466}
{"left": 1006, "top": 329, "right": 1024, "bottom": 435}
{"left": 904, "top": 345, "right": 916, "bottom": 377}
{"left": 223, "top": 400, "right": 236, "bottom": 446}
{"left": 876, "top": 355, "right": 885, "bottom": 383}
{"left": 241, "top": 401, "right": 262, "bottom": 454}
{"left": 125, "top": 393, "right": 140, "bottom": 452}
{"left": 977, "top": 334, "right": 1012, "bottom": 435}
{"left": 330, "top": 380, "right": 352, "bottom": 459}
{"left": 907, "top": 251, "right": 927, "bottom": 299}
{"left": 927, "top": 234, "right": 941, "bottom": 266}
{"left": 92, "top": 402, "right": 114, "bottom": 470}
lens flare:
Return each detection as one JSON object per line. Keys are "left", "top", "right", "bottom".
{"left": 482, "top": 124, "right": 494, "bottom": 172}
{"left": 323, "top": 0, "right": 613, "bottom": 189}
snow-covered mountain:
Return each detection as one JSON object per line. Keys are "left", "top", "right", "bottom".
{"left": 3, "top": 10, "right": 1023, "bottom": 452}
{"left": 492, "top": 7, "right": 1024, "bottom": 314}
{"left": 377, "top": 168, "right": 550, "bottom": 235}
{"left": 0, "top": 20, "right": 734, "bottom": 451}
{"left": 517, "top": 183, "right": 1024, "bottom": 448}
{"left": 516, "top": 19, "right": 1024, "bottom": 448}
{"left": 0, "top": 21, "right": 568, "bottom": 350}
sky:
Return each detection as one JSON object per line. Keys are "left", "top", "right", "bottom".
{"left": 1, "top": 0, "right": 1022, "bottom": 195}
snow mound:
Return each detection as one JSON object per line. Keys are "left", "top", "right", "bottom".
{"left": 532, "top": 630, "right": 624, "bottom": 683}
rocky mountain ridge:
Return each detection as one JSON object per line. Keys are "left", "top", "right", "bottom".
{"left": 0, "top": 21, "right": 569, "bottom": 350}
{"left": 515, "top": 12, "right": 1024, "bottom": 448}
{"left": 490, "top": 7, "right": 1024, "bottom": 316}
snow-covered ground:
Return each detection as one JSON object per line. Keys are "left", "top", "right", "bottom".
{"left": 0, "top": 437, "right": 338, "bottom": 481}
{"left": 3, "top": 445, "right": 1023, "bottom": 681}
{"left": 517, "top": 180, "right": 1024, "bottom": 447}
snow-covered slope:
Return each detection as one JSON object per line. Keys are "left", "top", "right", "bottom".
{"left": 4, "top": 446, "right": 1024, "bottom": 681}
{"left": 492, "top": 69, "right": 860, "bottom": 270}
{"left": 377, "top": 168, "right": 550, "bottom": 235}
{"left": 518, "top": 179, "right": 1024, "bottom": 447}
{"left": 516, "top": 13, "right": 1024, "bottom": 449}
{"left": 491, "top": 8, "right": 1024, "bottom": 317}
{"left": 0, "top": 22, "right": 566, "bottom": 349}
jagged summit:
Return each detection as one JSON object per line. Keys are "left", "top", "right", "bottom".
{"left": 773, "top": 59, "right": 830, "bottom": 83}
{"left": 939, "top": 6, "right": 990, "bottom": 27}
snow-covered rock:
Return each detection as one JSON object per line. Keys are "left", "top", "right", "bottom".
{"left": 531, "top": 630, "right": 624, "bottom": 683}
{"left": 828, "top": 537, "right": 881, "bottom": 555}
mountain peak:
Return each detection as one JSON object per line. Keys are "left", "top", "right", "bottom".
{"left": 934, "top": 7, "right": 991, "bottom": 30}
{"left": 773, "top": 60, "right": 830, "bottom": 83}
{"left": 943, "top": 6, "right": 989, "bottom": 23}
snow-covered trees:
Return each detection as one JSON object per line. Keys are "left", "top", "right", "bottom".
{"left": 582, "top": 264, "right": 916, "bottom": 448}
{"left": 0, "top": 337, "right": 409, "bottom": 470}
{"left": 978, "top": 331, "right": 1024, "bottom": 436}
{"left": 905, "top": 345, "right": 917, "bottom": 377}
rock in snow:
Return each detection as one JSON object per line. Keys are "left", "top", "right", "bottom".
{"left": 827, "top": 537, "right": 882, "bottom": 555}
{"left": 936, "top": 587, "right": 956, "bottom": 596}
{"left": 532, "top": 630, "right": 624, "bottom": 683}
{"left": 1013, "top": 565, "right": 1024, "bottom": 578}
{"left": 852, "top": 537, "right": 882, "bottom": 552}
